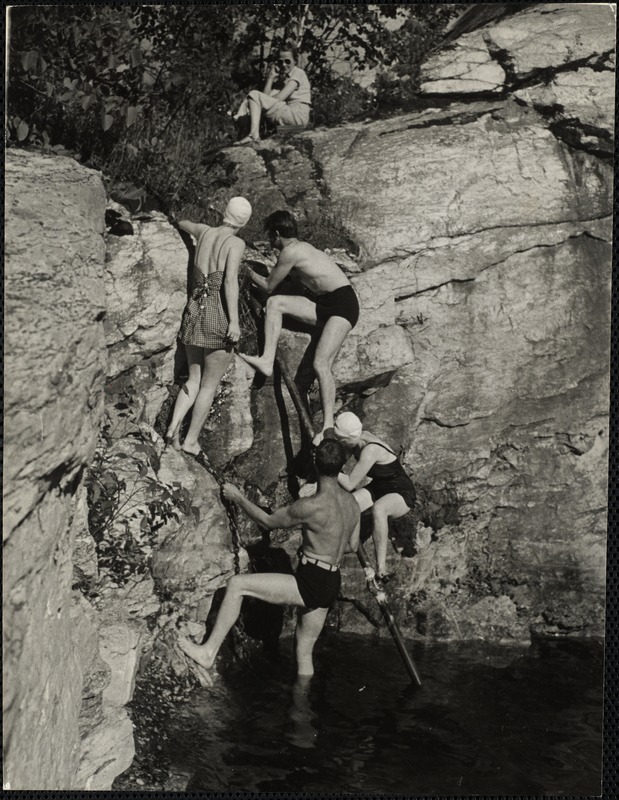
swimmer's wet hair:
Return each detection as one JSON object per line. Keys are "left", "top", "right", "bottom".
{"left": 264, "top": 209, "right": 298, "bottom": 239}
{"left": 314, "top": 439, "right": 346, "bottom": 477}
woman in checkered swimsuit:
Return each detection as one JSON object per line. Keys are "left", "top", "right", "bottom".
{"left": 166, "top": 197, "right": 252, "bottom": 455}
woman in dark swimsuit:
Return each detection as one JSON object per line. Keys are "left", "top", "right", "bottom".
{"left": 333, "top": 412, "right": 416, "bottom": 580}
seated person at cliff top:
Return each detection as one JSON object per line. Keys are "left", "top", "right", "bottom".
{"left": 234, "top": 48, "right": 311, "bottom": 144}
{"left": 240, "top": 209, "right": 360, "bottom": 445}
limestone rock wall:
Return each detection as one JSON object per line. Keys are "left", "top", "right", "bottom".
{"left": 3, "top": 3, "right": 614, "bottom": 788}
{"left": 198, "top": 2, "right": 613, "bottom": 641}
{"left": 4, "top": 150, "right": 108, "bottom": 789}
{"left": 103, "top": 203, "right": 188, "bottom": 424}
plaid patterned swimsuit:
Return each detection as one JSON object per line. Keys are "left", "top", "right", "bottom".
{"left": 179, "top": 228, "right": 234, "bottom": 350}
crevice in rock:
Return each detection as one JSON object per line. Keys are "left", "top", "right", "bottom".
{"left": 546, "top": 119, "right": 614, "bottom": 163}
{"left": 475, "top": 229, "right": 610, "bottom": 275}
{"left": 452, "top": 213, "right": 612, "bottom": 241}
{"left": 395, "top": 277, "right": 475, "bottom": 301}
{"left": 340, "top": 369, "right": 398, "bottom": 394}
{"left": 42, "top": 462, "right": 85, "bottom": 495}
{"left": 421, "top": 416, "right": 471, "bottom": 429}
{"left": 505, "top": 48, "right": 617, "bottom": 91}
{"left": 378, "top": 105, "right": 504, "bottom": 135}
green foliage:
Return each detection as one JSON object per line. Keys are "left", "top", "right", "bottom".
{"left": 312, "top": 76, "right": 373, "bottom": 127}
{"left": 7, "top": 4, "right": 459, "bottom": 211}
{"left": 373, "top": 5, "right": 460, "bottom": 115}
{"left": 85, "top": 391, "right": 191, "bottom": 588}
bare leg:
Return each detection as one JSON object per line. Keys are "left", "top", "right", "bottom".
{"left": 371, "top": 493, "right": 410, "bottom": 575}
{"left": 312, "top": 316, "right": 352, "bottom": 445}
{"left": 178, "top": 572, "right": 305, "bottom": 670}
{"left": 295, "top": 606, "right": 329, "bottom": 676}
{"left": 353, "top": 487, "right": 373, "bottom": 514}
{"left": 166, "top": 345, "right": 203, "bottom": 447}
{"left": 240, "top": 294, "right": 318, "bottom": 377}
{"left": 238, "top": 91, "right": 263, "bottom": 141}
{"left": 181, "top": 349, "right": 233, "bottom": 455}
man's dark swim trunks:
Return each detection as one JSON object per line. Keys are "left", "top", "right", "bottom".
{"left": 295, "top": 552, "right": 341, "bottom": 609}
{"left": 315, "top": 285, "right": 359, "bottom": 329}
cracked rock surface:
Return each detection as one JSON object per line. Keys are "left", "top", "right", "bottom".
{"left": 205, "top": 2, "right": 612, "bottom": 643}
{"left": 5, "top": 150, "right": 109, "bottom": 789}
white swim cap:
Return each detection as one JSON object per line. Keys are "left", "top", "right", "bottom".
{"left": 223, "top": 196, "right": 252, "bottom": 227}
{"left": 333, "top": 411, "right": 363, "bottom": 439}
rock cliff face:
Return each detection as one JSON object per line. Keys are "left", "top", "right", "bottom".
{"left": 3, "top": 2, "right": 613, "bottom": 789}
{"left": 196, "top": 2, "right": 613, "bottom": 640}
{"left": 103, "top": 203, "right": 188, "bottom": 424}
{"left": 4, "top": 150, "right": 108, "bottom": 789}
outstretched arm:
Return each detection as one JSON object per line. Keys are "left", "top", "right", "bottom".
{"left": 248, "top": 247, "right": 297, "bottom": 294}
{"left": 337, "top": 447, "right": 376, "bottom": 492}
{"left": 178, "top": 220, "right": 209, "bottom": 239}
{"left": 222, "top": 483, "right": 305, "bottom": 531}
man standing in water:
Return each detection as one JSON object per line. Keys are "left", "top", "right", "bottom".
{"left": 240, "top": 210, "right": 360, "bottom": 445}
{"left": 178, "top": 439, "right": 360, "bottom": 679}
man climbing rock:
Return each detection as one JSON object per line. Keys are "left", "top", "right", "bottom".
{"left": 240, "top": 209, "right": 360, "bottom": 445}
{"left": 177, "top": 439, "right": 360, "bottom": 680}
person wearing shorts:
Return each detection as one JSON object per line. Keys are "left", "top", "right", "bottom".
{"left": 240, "top": 209, "right": 360, "bottom": 444}
{"left": 235, "top": 48, "right": 311, "bottom": 144}
{"left": 177, "top": 439, "right": 360, "bottom": 682}
{"left": 333, "top": 412, "right": 416, "bottom": 582}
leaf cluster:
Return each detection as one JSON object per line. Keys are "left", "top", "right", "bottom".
{"left": 86, "top": 417, "right": 191, "bottom": 588}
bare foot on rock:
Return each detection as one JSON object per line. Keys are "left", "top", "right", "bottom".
{"left": 181, "top": 441, "right": 201, "bottom": 456}
{"left": 312, "top": 429, "right": 325, "bottom": 447}
{"left": 239, "top": 353, "right": 274, "bottom": 377}
{"left": 175, "top": 639, "right": 214, "bottom": 688}
{"left": 178, "top": 635, "right": 216, "bottom": 671}
{"left": 165, "top": 428, "right": 181, "bottom": 450}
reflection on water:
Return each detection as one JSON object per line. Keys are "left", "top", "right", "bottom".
{"left": 158, "top": 635, "right": 603, "bottom": 795}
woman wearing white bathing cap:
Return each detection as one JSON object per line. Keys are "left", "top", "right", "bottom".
{"left": 332, "top": 411, "right": 416, "bottom": 582}
{"left": 166, "top": 197, "right": 252, "bottom": 455}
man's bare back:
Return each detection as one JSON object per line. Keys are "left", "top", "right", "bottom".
{"left": 293, "top": 481, "right": 360, "bottom": 563}
{"left": 280, "top": 240, "right": 350, "bottom": 295}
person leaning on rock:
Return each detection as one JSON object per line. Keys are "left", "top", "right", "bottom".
{"left": 240, "top": 209, "right": 360, "bottom": 445}
{"left": 166, "top": 197, "right": 252, "bottom": 455}
{"left": 177, "top": 439, "right": 360, "bottom": 682}
{"left": 233, "top": 47, "right": 311, "bottom": 144}
{"left": 332, "top": 412, "right": 416, "bottom": 582}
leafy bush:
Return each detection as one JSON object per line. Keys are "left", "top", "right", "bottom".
{"left": 85, "top": 389, "right": 191, "bottom": 588}
{"left": 7, "top": 4, "right": 459, "bottom": 217}
{"left": 312, "top": 76, "right": 373, "bottom": 127}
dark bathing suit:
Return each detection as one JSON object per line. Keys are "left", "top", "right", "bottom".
{"left": 315, "top": 285, "right": 360, "bottom": 329}
{"left": 295, "top": 551, "right": 341, "bottom": 609}
{"left": 354, "top": 442, "right": 416, "bottom": 509}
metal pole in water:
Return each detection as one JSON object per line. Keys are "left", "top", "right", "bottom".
{"left": 275, "top": 351, "right": 422, "bottom": 686}
{"left": 356, "top": 543, "right": 422, "bottom": 686}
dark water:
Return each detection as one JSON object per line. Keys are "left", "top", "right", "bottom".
{"left": 160, "top": 634, "right": 603, "bottom": 795}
